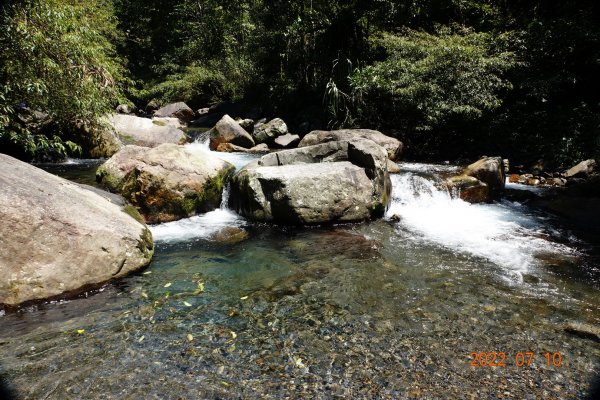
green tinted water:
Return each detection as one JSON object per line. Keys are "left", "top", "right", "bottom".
{"left": 1, "top": 161, "right": 599, "bottom": 399}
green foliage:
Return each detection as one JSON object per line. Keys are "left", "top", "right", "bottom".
{"left": 137, "top": 65, "right": 240, "bottom": 107}
{"left": 351, "top": 28, "right": 517, "bottom": 133}
{"left": 0, "top": 0, "right": 127, "bottom": 159}
{"left": 116, "top": 0, "right": 257, "bottom": 108}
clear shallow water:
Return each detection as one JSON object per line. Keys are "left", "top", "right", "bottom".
{"left": 1, "top": 156, "right": 599, "bottom": 399}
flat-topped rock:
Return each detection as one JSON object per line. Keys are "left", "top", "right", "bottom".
{"left": 229, "top": 139, "right": 391, "bottom": 224}
{"left": 298, "top": 129, "right": 403, "bottom": 161}
{"left": 107, "top": 114, "right": 187, "bottom": 148}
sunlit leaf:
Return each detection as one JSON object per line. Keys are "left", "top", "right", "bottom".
{"left": 164, "top": 282, "right": 172, "bottom": 288}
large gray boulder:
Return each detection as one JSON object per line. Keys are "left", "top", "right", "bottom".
{"left": 298, "top": 129, "right": 403, "bottom": 161}
{"left": 96, "top": 144, "right": 235, "bottom": 224}
{"left": 229, "top": 139, "right": 391, "bottom": 224}
{"left": 154, "top": 102, "right": 195, "bottom": 121}
{"left": 0, "top": 154, "right": 153, "bottom": 307}
{"left": 107, "top": 114, "right": 187, "bottom": 148}
{"left": 208, "top": 114, "right": 255, "bottom": 150}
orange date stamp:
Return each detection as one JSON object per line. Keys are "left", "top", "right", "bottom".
{"left": 469, "top": 352, "right": 563, "bottom": 367}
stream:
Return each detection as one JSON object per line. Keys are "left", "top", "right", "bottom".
{"left": 1, "top": 142, "right": 599, "bottom": 398}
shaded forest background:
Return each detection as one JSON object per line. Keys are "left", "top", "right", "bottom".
{"left": 1, "top": 0, "right": 599, "bottom": 166}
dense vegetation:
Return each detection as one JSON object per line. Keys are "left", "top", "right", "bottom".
{"left": 1, "top": 0, "right": 599, "bottom": 166}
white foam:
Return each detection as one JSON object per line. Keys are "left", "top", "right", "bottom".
{"left": 186, "top": 137, "right": 260, "bottom": 171}
{"left": 150, "top": 209, "right": 246, "bottom": 243}
{"left": 387, "top": 173, "right": 575, "bottom": 278}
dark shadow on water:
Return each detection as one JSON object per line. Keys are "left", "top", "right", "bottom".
{"left": 0, "top": 371, "right": 18, "bottom": 400}
{"left": 585, "top": 373, "right": 600, "bottom": 400}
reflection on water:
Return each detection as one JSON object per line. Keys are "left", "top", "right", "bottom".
{"left": 1, "top": 159, "right": 599, "bottom": 398}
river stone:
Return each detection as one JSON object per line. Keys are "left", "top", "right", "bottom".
{"left": 116, "top": 104, "right": 136, "bottom": 114}
{"left": 298, "top": 129, "right": 403, "bottom": 161}
{"left": 446, "top": 175, "right": 490, "bottom": 203}
{"left": 564, "top": 322, "right": 600, "bottom": 342}
{"left": 209, "top": 114, "right": 255, "bottom": 150}
{"left": 236, "top": 118, "right": 255, "bottom": 133}
{"left": 462, "top": 156, "right": 505, "bottom": 197}
{"left": 96, "top": 144, "right": 235, "bottom": 223}
{"left": 253, "top": 118, "right": 288, "bottom": 144}
{"left": 564, "top": 159, "right": 596, "bottom": 178}
{"left": 0, "top": 154, "right": 153, "bottom": 307}
{"left": 216, "top": 143, "right": 270, "bottom": 154}
{"left": 387, "top": 159, "right": 401, "bottom": 174}
{"left": 80, "top": 122, "right": 123, "bottom": 158}
{"left": 229, "top": 139, "right": 391, "bottom": 224}
{"left": 154, "top": 102, "right": 195, "bottom": 121}
{"left": 274, "top": 133, "right": 300, "bottom": 148}
{"left": 107, "top": 114, "right": 187, "bottom": 148}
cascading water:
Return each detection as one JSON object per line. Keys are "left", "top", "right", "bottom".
{"left": 387, "top": 164, "right": 578, "bottom": 281}
{"left": 150, "top": 133, "right": 254, "bottom": 243}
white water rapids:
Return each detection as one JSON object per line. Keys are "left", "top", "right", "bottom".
{"left": 151, "top": 144, "right": 578, "bottom": 280}
{"left": 387, "top": 164, "right": 577, "bottom": 279}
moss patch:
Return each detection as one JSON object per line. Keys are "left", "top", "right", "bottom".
{"left": 122, "top": 204, "right": 145, "bottom": 224}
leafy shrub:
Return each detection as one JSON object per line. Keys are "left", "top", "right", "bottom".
{"left": 0, "top": 0, "right": 127, "bottom": 160}
{"left": 350, "top": 27, "right": 517, "bottom": 156}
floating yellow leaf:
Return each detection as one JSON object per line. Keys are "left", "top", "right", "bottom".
{"left": 240, "top": 296, "right": 249, "bottom": 300}
{"left": 138, "top": 335, "right": 145, "bottom": 343}
{"left": 220, "top": 381, "right": 229, "bottom": 387}
{"left": 164, "top": 282, "right": 172, "bottom": 288}
{"left": 76, "top": 329, "right": 85, "bottom": 335}
{"left": 187, "top": 333, "right": 194, "bottom": 342}
{"left": 183, "top": 301, "right": 192, "bottom": 307}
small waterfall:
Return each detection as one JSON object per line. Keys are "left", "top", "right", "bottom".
{"left": 220, "top": 182, "right": 231, "bottom": 209}
{"left": 150, "top": 133, "right": 256, "bottom": 244}
{"left": 387, "top": 169, "right": 577, "bottom": 280}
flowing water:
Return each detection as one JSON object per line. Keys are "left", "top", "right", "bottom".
{"left": 1, "top": 146, "right": 599, "bottom": 398}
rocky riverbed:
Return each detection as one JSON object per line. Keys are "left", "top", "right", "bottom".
{"left": 1, "top": 159, "right": 599, "bottom": 399}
